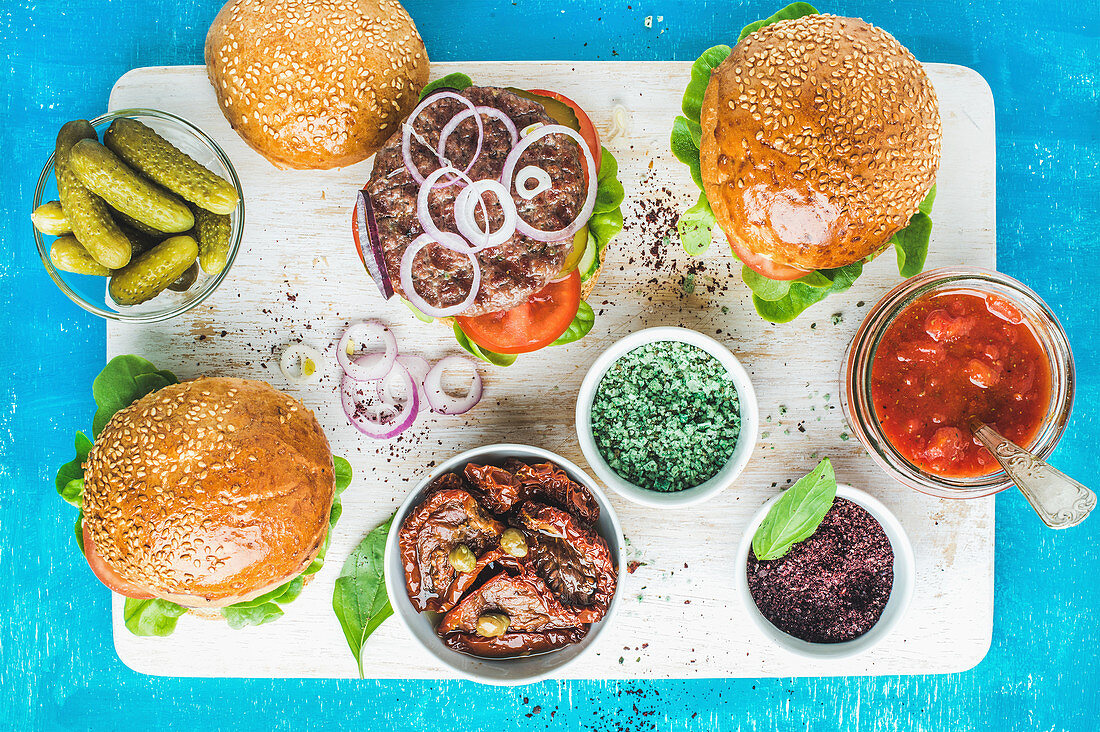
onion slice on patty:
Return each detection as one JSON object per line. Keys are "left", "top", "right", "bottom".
{"left": 454, "top": 179, "right": 518, "bottom": 250}
{"left": 438, "top": 106, "right": 519, "bottom": 163}
{"left": 400, "top": 233, "right": 482, "bottom": 318}
{"left": 515, "top": 165, "right": 553, "bottom": 200}
{"left": 402, "top": 91, "right": 483, "bottom": 185}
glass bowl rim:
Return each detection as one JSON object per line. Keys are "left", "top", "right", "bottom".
{"left": 33, "top": 108, "right": 244, "bottom": 323}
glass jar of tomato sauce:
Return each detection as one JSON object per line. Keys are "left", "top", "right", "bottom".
{"left": 842, "top": 267, "right": 1075, "bottom": 499}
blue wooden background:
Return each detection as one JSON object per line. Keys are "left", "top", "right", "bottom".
{"left": 2, "top": 0, "right": 1097, "bottom": 729}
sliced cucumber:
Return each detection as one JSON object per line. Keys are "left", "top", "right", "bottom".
{"left": 578, "top": 232, "right": 599, "bottom": 282}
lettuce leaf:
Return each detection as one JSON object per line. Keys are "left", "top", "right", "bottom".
{"left": 551, "top": 301, "right": 595, "bottom": 346}
{"left": 91, "top": 355, "right": 177, "bottom": 437}
{"left": 453, "top": 322, "right": 518, "bottom": 367}
{"left": 677, "top": 193, "right": 716, "bottom": 256}
{"left": 55, "top": 432, "right": 92, "bottom": 507}
{"left": 893, "top": 185, "right": 937, "bottom": 277}
{"left": 123, "top": 598, "right": 187, "bottom": 637}
{"left": 739, "top": 2, "right": 819, "bottom": 41}
{"left": 419, "top": 73, "right": 472, "bottom": 100}
{"left": 745, "top": 262, "right": 864, "bottom": 324}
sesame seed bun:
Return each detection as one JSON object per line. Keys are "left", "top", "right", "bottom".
{"left": 81, "top": 377, "right": 335, "bottom": 608}
{"left": 700, "top": 14, "right": 942, "bottom": 271}
{"left": 205, "top": 0, "right": 429, "bottom": 170}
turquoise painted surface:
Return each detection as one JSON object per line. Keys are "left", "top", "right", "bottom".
{"left": 2, "top": 0, "right": 1097, "bottom": 729}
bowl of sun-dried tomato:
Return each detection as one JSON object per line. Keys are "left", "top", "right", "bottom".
{"left": 384, "top": 444, "right": 625, "bottom": 685}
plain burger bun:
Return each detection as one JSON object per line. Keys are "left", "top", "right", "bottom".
{"left": 205, "top": 0, "right": 429, "bottom": 169}
{"left": 700, "top": 14, "right": 942, "bottom": 271}
{"left": 82, "top": 377, "right": 335, "bottom": 608}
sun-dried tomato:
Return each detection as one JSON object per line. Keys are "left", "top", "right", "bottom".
{"left": 463, "top": 463, "right": 521, "bottom": 514}
{"left": 441, "top": 627, "right": 589, "bottom": 658}
{"left": 515, "top": 501, "right": 616, "bottom": 623}
{"left": 435, "top": 547, "right": 525, "bottom": 612}
{"left": 502, "top": 459, "right": 601, "bottom": 524}
{"left": 437, "top": 568, "right": 584, "bottom": 635}
{"left": 399, "top": 477, "right": 504, "bottom": 612}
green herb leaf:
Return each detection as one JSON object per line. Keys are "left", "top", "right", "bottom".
{"left": 221, "top": 602, "right": 284, "bottom": 630}
{"left": 91, "top": 355, "right": 178, "bottom": 437}
{"left": 56, "top": 432, "right": 93, "bottom": 507}
{"left": 670, "top": 116, "right": 704, "bottom": 189}
{"left": 682, "top": 45, "right": 732, "bottom": 120}
{"left": 587, "top": 207, "right": 623, "bottom": 258}
{"left": 677, "top": 193, "right": 716, "bottom": 255}
{"left": 123, "top": 598, "right": 187, "bottom": 637}
{"left": 738, "top": 2, "right": 819, "bottom": 41}
{"left": 334, "top": 456, "right": 353, "bottom": 493}
{"left": 551, "top": 301, "right": 595, "bottom": 346}
{"left": 593, "top": 147, "right": 625, "bottom": 214}
{"left": 333, "top": 515, "right": 395, "bottom": 678}
{"left": 752, "top": 458, "right": 837, "bottom": 560}
{"left": 401, "top": 297, "right": 435, "bottom": 323}
{"left": 419, "top": 73, "right": 473, "bottom": 100}
{"left": 893, "top": 185, "right": 937, "bottom": 277}
{"left": 453, "top": 322, "right": 518, "bottom": 367}
{"left": 747, "top": 262, "right": 864, "bottom": 323}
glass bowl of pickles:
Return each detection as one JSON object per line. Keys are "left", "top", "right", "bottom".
{"left": 32, "top": 108, "right": 244, "bottom": 322}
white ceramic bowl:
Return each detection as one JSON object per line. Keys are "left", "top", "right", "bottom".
{"left": 734, "top": 484, "right": 915, "bottom": 660}
{"left": 575, "top": 326, "right": 759, "bottom": 508}
{"left": 383, "top": 444, "right": 625, "bottom": 686}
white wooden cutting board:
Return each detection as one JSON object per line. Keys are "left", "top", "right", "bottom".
{"left": 107, "top": 62, "right": 996, "bottom": 679}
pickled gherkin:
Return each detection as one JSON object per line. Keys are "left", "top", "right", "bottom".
{"left": 167, "top": 261, "right": 199, "bottom": 292}
{"left": 105, "top": 118, "right": 239, "bottom": 215}
{"left": 109, "top": 235, "right": 199, "bottom": 305}
{"left": 70, "top": 139, "right": 194, "bottom": 233}
{"left": 55, "top": 121, "right": 132, "bottom": 269}
{"left": 31, "top": 200, "right": 71, "bottom": 236}
{"left": 194, "top": 207, "right": 232, "bottom": 274}
{"left": 110, "top": 205, "right": 169, "bottom": 238}
{"left": 50, "top": 236, "right": 110, "bottom": 276}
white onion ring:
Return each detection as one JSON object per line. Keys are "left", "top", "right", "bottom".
{"left": 424, "top": 355, "right": 483, "bottom": 415}
{"left": 402, "top": 91, "right": 482, "bottom": 185}
{"left": 454, "top": 179, "right": 517, "bottom": 250}
{"left": 416, "top": 166, "right": 480, "bottom": 253}
{"left": 400, "top": 233, "right": 482, "bottom": 318}
{"left": 338, "top": 322, "right": 397, "bottom": 381}
{"left": 377, "top": 354, "right": 431, "bottom": 409}
{"left": 438, "top": 107, "right": 519, "bottom": 164}
{"left": 516, "top": 165, "right": 552, "bottom": 200}
{"left": 501, "top": 124, "right": 597, "bottom": 242}
{"left": 340, "top": 359, "right": 419, "bottom": 439}
{"left": 279, "top": 344, "right": 324, "bottom": 385}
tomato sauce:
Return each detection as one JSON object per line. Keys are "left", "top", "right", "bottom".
{"left": 870, "top": 291, "right": 1051, "bottom": 477}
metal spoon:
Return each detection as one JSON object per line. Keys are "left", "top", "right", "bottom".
{"left": 971, "top": 420, "right": 1095, "bottom": 529}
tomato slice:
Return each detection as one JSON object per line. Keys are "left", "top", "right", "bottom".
{"left": 727, "top": 237, "right": 813, "bottom": 281}
{"left": 83, "top": 521, "right": 154, "bottom": 599}
{"left": 525, "top": 89, "right": 602, "bottom": 170}
{"left": 456, "top": 270, "right": 582, "bottom": 354}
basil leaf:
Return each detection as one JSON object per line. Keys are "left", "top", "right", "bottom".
{"left": 670, "top": 116, "right": 704, "bottom": 189}
{"left": 593, "top": 147, "right": 625, "bottom": 214}
{"left": 894, "top": 185, "right": 937, "bottom": 278}
{"left": 588, "top": 207, "right": 623, "bottom": 252}
{"left": 91, "top": 355, "right": 179, "bottom": 437}
{"left": 419, "top": 73, "right": 472, "bottom": 100}
{"left": 124, "top": 598, "right": 187, "bottom": 637}
{"left": 334, "top": 456, "right": 353, "bottom": 493}
{"left": 739, "top": 2, "right": 819, "bottom": 42}
{"left": 221, "top": 602, "right": 284, "bottom": 630}
{"left": 752, "top": 458, "right": 837, "bottom": 561}
{"left": 227, "top": 576, "right": 305, "bottom": 610}
{"left": 677, "top": 193, "right": 716, "bottom": 255}
{"left": 551, "top": 301, "right": 595, "bottom": 346}
{"left": 748, "top": 262, "right": 863, "bottom": 323}
{"left": 333, "top": 515, "right": 395, "bottom": 678}
{"left": 682, "top": 45, "right": 732, "bottom": 120}
{"left": 56, "top": 432, "right": 93, "bottom": 507}
{"left": 453, "top": 322, "right": 517, "bottom": 367}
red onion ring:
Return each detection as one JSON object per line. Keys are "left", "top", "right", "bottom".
{"left": 338, "top": 322, "right": 397, "bottom": 381}
{"left": 400, "top": 233, "right": 482, "bottom": 318}
{"left": 424, "top": 355, "right": 483, "bottom": 415}
{"left": 377, "top": 354, "right": 431, "bottom": 409}
{"left": 501, "top": 124, "right": 597, "bottom": 242}
{"left": 341, "top": 359, "right": 419, "bottom": 439}
{"left": 402, "top": 91, "right": 483, "bottom": 185}
{"left": 453, "top": 179, "right": 517, "bottom": 250}
{"left": 438, "top": 106, "right": 519, "bottom": 165}
{"left": 416, "top": 166, "right": 480, "bottom": 253}
{"left": 516, "top": 165, "right": 552, "bottom": 200}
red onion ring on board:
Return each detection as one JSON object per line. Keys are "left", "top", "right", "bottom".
{"left": 400, "top": 233, "right": 482, "bottom": 318}
{"left": 437, "top": 106, "right": 519, "bottom": 164}
{"left": 402, "top": 91, "right": 483, "bottom": 185}
{"left": 500, "top": 124, "right": 597, "bottom": 242}
{"left": 341, "top": 358, "right": 419, "bottom": 439}
{"left": 376, "top": 354, "right": 431, "bottom": 409}
{"left": 338, "top": 322, "right": 398, "bottom": 381}
{"left": 424, "top": 355, "right": 483, "bottom": 415}
{"left": 453, "top": 179, "right": 517, "bottom": 250}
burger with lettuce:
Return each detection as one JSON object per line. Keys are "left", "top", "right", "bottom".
{"left": 353, "top": 73, "right": 624, "bottom": 365}
{"left": 671, "top": 4, "right": 941, "bottom": 322}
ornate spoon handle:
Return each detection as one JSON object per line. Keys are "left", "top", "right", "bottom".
{"left": 971, "top": 421, "right": 1096, "bottom": 529}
